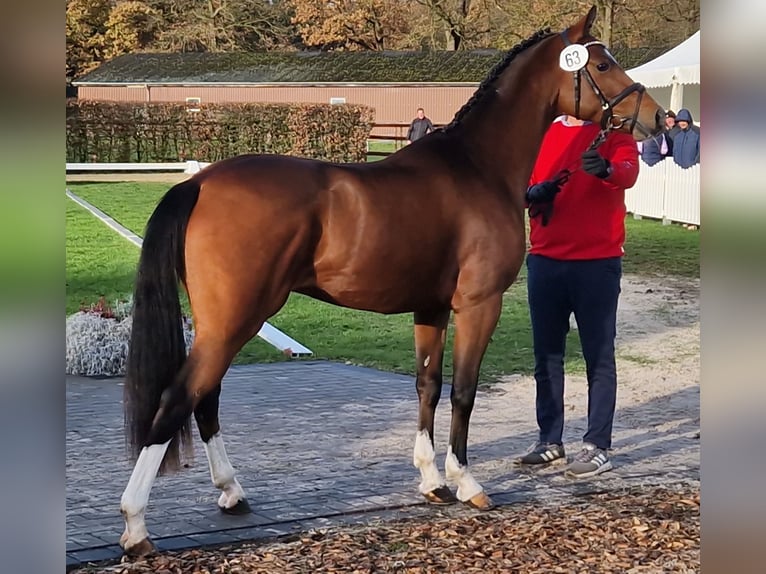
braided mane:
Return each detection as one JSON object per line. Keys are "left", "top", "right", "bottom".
{"left": 444, "top": 28, "right": 554, "bottom": 132}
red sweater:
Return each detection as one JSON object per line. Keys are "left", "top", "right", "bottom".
{"left": 528, "top": 118, "right": 639, "bottom": 260}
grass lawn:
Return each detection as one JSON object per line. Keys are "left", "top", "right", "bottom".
{"left": 366, "top": 140, "right": 400, "bottom": 162}
{"left": 66, "top": 182, "right": 698, "bottom": 380}
{"left": 66, "top": 199, "right": 139, "bottom": 315}
{"left": 623, "top": 217, "right": 699, "bottom": 277}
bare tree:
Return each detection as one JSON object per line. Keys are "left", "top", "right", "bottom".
{"left": 415, "top": 0, "right": 494, "bottom": 50}
{"left": 149, "top": 0, "right": 295, "bottom": 52}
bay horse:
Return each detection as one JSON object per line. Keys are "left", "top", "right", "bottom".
{"left": 119, "top": 6, "right": 665, "bottom": 555}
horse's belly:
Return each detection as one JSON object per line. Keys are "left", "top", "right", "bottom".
{"left": 306, "top": 266, "right": 453, "bottom": 314}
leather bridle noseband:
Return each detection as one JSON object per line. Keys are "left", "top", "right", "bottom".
{"left": 560, "top": 31, "right": 649, "bottom": 138}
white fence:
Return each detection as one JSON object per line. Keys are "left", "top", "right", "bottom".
{"left": 66, "top": 160, "right": 211, "bottom": 174}
{"left": 625, "top": 161, "right": 700, "bottom": 226}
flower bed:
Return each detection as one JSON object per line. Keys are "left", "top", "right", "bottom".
{"left": 66, "top": 297, "right": 194, "bottom": 377}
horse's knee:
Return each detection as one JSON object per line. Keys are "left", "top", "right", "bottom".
{"left": 416, "top": 372, "right": 442, "bottom": 408}
{"left": 450, "top": 383, "right": 476, "bottom": 413}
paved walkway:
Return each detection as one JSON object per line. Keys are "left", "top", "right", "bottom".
{"left": 66, "top": 361, "right": 699, "bottom": 570}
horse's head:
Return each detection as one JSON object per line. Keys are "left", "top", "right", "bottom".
{"left": 555, "top": 6, "right": 665, "bottom": 139}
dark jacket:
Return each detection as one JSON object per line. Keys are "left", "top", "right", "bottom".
{"left": 407, "top": 117, "right": 434, "bottom": 142}
{"left": 640, "top": 133, "right": 669, "bottom": 166}
{"left": 671, "top": 108, "right": 700, "bottom": 168}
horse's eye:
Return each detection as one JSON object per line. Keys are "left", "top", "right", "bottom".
{"left": 596, "top": 62, "right": 610, "bottom": 72}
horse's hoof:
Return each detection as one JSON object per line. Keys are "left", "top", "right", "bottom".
{"left": 464, "top": 491, "right": 495, "bottom": 511}
{"left": 122, "top": 537, "right": 156, "bottom": 557}
{"left": 423, "top": 485, "right": 458, "bottom": 505}
{"left": 220, "top": 498, "right": 252, "bottom": 515}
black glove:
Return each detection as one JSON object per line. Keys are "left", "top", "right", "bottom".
{"left": 581, "top": 149, "right": 611, "bottom": 178}
{"left": 525, "top": 180, "right": 562, "bottom": 204}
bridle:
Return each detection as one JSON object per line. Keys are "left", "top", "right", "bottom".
{"left": 560, "top": 31, "right": 650, "bottom": 139}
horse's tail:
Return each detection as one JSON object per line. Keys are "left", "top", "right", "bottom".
{"left": 124, "top": 178, "right": 201, "bottom": 474}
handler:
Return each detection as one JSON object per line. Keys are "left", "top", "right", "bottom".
{"left": 516, "top": 114, "right": 639, "bottom": 478}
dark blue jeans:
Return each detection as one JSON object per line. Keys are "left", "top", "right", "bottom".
{"left": 526, "top": 254, "right": 622, "bottom": 450}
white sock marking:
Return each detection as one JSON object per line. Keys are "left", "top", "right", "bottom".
{"left": 203, "top": 432, "right": 246, "bottom": 509}
{"left": 412, "top": 430, "right": 446, "bottom": 494}
{"left": 444, "top": 445, "right": 483, "bottom": 502}
{"left": 120, "top": 440, "right": 170, "bottom": 548}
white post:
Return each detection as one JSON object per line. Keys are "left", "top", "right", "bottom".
{"left": 670, "top": 75, "right": 684, "bottom": 112}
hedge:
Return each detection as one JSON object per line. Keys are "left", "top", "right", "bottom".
{"left": 66, "top": 100, "right": 375, "bottom": 164}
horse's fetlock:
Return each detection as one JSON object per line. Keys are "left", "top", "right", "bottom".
{"left": 212, "top": 473, "right": 235, "bottom": 490}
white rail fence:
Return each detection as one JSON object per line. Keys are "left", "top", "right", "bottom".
{"left": 626, "top": 161, "right": 700, "bottom": 226}
{"left": 66, "top": 160, "right": 211, "bottom": 174}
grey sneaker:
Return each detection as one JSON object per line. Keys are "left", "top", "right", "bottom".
{"left": 565, "top": 443, "right": 613, "bottom": 478}
{"left": 514, "top": 442, "right": 566, "bottom": 465}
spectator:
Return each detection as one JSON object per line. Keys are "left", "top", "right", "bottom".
{"left": 637, "top": 132, "right": 670, "bottom": 166}
{"left": 406, "top": 108, "right": 434, "bottom": 143}
{"left": 637, "top": 109, "right": 676, "bottom": 166}
{"left": 664, "top": 109, "right": 679, "bottom": 152}
{"left": 671, "top": 108, "right": 700, "bottom": 168}
{"left": 665, "top": 109, "right": 677, "bottom": 133}
{"left": 515, "top": 115, "right": 639, "bottom": 479}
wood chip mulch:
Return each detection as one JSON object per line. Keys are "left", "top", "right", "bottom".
{"left": 74, "top": 484, "right": 699, "bottom": 574}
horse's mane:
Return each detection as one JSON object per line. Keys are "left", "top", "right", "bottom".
{"left": 443, "top": 28, "right": 554, "bottom": 132}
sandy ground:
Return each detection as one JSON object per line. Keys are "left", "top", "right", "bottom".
{"left": 499, "top": 272, "right": 700, "bottom": 431}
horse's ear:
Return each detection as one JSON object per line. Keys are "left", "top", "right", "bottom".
{"left": 584, "top": 5, "right": 598, "bottom": 34}
{"left": 569, "top": 6, "right": 598, "bottom": 41}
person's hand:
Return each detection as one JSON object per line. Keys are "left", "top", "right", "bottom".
{"left": 581, "top": 149, "right": 611, "bottom": 178}
{"left": 525, "top": 180, "right": 562, "bottom": 204}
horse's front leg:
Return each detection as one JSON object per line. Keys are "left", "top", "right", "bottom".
{"left": 194, "top": 384, "right": 251, "bottom": 514}
{"left": 445, "top": 293, "right": 502, "bottom": 510}
{"left": 412, "top": 309, "right": 457, "bottom": 505}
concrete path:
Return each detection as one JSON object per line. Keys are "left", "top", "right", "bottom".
{"left": 66, "top": 361, "right": 699, "bottom": 570}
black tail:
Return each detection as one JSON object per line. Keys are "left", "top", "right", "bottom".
{"left": 124, "top": 178, "right": 201, "bottom": 473}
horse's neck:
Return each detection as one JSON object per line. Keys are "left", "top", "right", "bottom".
{"left": 455, "top": 45, "right": 559, "bottom": 197}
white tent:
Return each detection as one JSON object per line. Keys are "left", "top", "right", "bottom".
{"left": 627, "top": 31, "right": 700, "bottom": 122}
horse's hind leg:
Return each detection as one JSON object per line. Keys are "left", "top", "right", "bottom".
{"left": 120, "top": 337, "right": 242, "bottom": 555}
{"left": 119, "top": 440, "right": 171, "bottom": 556}
{"left": 445, "top": 293, "right": 503, "bottom": 511}
{"left": 194, "top": 384, "right": 250, "bottom": 514}
{"left": 412, "top": 309, "right": 457, "bottom": 505}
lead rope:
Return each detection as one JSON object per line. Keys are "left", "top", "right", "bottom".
{"left": 528, "top": 127, "right": 611, "bottom": 226}
{"left": 548, "top": 126, "right": 610, "bottom": 186}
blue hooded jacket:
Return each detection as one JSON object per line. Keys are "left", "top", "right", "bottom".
{"left": 640, "top": 133, "right": 669, "bottom": 166}
{"left": 672, "top": 108, "right": 700, "bottom": 168}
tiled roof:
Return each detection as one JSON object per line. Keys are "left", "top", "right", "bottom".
{"left": 74, "top": 51, "right": 506, "bottom": 84}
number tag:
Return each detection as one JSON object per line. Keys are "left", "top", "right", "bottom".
{"left": 559, "top": 44, "right": 589, "bottom": 72}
